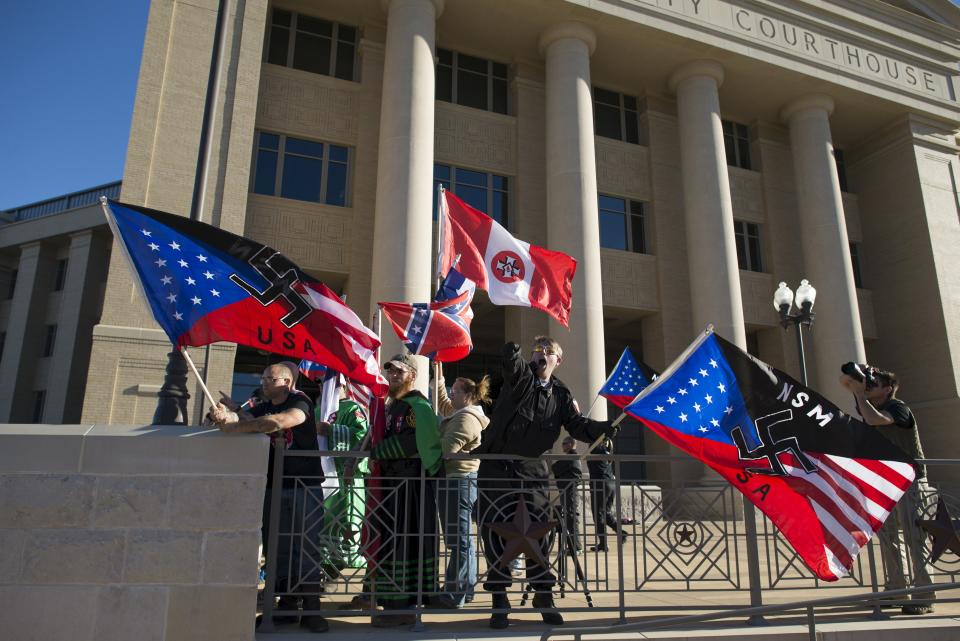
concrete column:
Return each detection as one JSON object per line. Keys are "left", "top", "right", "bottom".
{"left": 539, "top": 22, "right": 607, "bottom": 420}
{"left": 669, "top": 61, "right": 747, "bottom": 349}
{"left": 45, "top": 231, "right": 109, "bottom": 423}
{"left": 369, "top": 0, "right": 443, "bottom": 388}
{"left": 0, "top": 242, "right": 54, "bottom": 421}
{"left": 781, "top": 95, "right": 866, "bottom": 406}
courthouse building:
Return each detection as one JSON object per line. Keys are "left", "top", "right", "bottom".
{"left": 7, "top": 0, "right": 960, "bottom": 478}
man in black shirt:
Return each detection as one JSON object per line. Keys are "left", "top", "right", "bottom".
{"left": 841, "top": 366, "right": 934, "bottom": 615}
{"left": 211, "top": 363, "right": 328, "bottom": 633}
{"left": 477, "top": 337, "right": 614, "bottom": 629}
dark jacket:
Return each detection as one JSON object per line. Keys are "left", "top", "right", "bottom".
{"left": 477, "top": 341, "right": 609, "bottom": 458}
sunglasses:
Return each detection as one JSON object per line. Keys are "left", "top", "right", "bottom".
{"left": 532, "top": 346, "right": 559, "bottom": 357}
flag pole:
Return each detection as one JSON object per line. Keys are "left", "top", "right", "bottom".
{"left": 432, "top": 185, "right": 446, "bottom": 413}
{"left": 179, "top": 347, "right": 218, "bottom": 409}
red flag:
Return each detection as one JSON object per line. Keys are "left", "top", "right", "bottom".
{"left": 439, "top": 191, "right": 577, "bottom": 326}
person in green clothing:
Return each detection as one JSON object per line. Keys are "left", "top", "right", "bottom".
{"left": 316, "top": 383, "right": 369, "bottom": 570}
{"left": 368, "top": 352, "right": 442, "bottom": 628}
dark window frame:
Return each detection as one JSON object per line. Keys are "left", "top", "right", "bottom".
{"left": 722, "top": 120, "right": 752, "bottom": 170}
{"left": 42, "top": 324, "right": 57, "bottom": 358}
{"left": 436, "top": 48, "right": 509, "bottom": 115}
{"left": 7, "top": 269, "right": 18, "bottom": 300}
{"left": 734, "top": 220, "right": 764, "bottom": 272}
{"left": 433, "top": 163, "right": 510, "bottom": 228}
{"left": 597, "top": 194, "right": 648, "bottom": 254}
{"left": 834, "top": 148, "right": 849, "bottom": 192}
{"left": 592, "top": 88, "right": 641, "bottom": 145}
{"left": 54, "top": 258, "right": 68, "bottom": 292}
{"left": 264, "top": 9, "right": 358, "bottom": 82}
{"left": 251, "top": 131, "right": 352, "bottom": 206}
{"left": 850, "top": 242, "right": 864, "bottom": 288}
{"left": 32, "top": 390, "right": 45, "bottom": 423}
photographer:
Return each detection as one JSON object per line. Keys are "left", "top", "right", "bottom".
{"left": 840, "top": 364, "right": 934, "bottom": 615}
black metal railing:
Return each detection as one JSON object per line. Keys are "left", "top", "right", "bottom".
{"left": 3, "top": 181, "right": 121, "bottom": 221}
{"left": 257, "top": 444, "right": 959, "bottom": 632}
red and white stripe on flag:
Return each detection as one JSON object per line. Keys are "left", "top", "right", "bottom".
{"left": 439, "top": 190, "right": 577, "bottom": 326}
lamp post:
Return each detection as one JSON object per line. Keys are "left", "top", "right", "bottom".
{"left": 774, "top": 279, "right": 817, "bottom": 386}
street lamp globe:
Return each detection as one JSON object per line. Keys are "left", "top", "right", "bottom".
{"left": 795, "top": 279, "right": 817, "bottom": 311}
{"left": 773, "top": 281, "right": 794, "bottom": 313}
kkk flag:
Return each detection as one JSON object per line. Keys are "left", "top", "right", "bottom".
{"left": 624, "top": 330, "right": 917, "bottom": 581}
{"left": 438, "top": 190, "right": 576, "bottom": 326}
{"left": 378, "top": 267, "right": 476, "bottom": 362}
{"left": 103, "top": 200, "right": 387, "bottom": 396}
{"left": 600, "top": 347, "right": 658, "bottom": 409}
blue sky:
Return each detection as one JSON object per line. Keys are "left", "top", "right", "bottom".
{"left": 0, "top": 1, "right": 150, "bottom": 210}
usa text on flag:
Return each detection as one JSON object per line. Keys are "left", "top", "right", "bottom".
{"left": 599, "top": 347, "right": 658, "bottom": 409}
{"left": 438, "top": 190, "right": 576, "bottom": 326}
{"left": 104, "top": 200, "right": 387, "bottom": 396}
{"left": 378, "top": 268, "right": 475, "bottom": 363}
{"left": 624, "top": 330, "right": 917, "bottom": 581}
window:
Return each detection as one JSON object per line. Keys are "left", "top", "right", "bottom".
{"left": 265, "top": 9, "right": 357, "bottom": 81}
{"left": 598, "top": 195, "right": 647, "bottom": 253}
{"left": 436, "top": 49, "right": 508, "bottom": 114}
{"left": 734, "top": 220, "right": 763, "bottom": 272}
{"left": 722, "top": 120, "right": 751, "bottom": 170}
{"left": 252, "top": 131, "right": 350, "bottom": 206}
{"left": 7, "top": 269, "right": 17, "bottom": 299}
{"left": 593, "top": 88, "right": 640, "bottom": 144}
{"left": 434, "top": 164, "right": 509, "bottom": 227}
{"left": 850, "top": 242, "right": 864, "bottom": 287}
{"left": 54, "top": 259, "right": 68, "bottom": 291}
{"left": 32, "top": 390, "right": 45, "bottom": 423}
{"left": 42, "top": 325, "right": 57, "bottom": 358}
{"left": 834, "top": 149, "right": 849, "bottom": 192}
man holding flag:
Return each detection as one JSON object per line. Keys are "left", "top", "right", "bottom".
{"left": 475, "top": 336, "right": 617, "bottom": 629}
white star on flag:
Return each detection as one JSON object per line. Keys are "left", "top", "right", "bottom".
{"left": 667, "top": 396, "right": 677, "bottom": 405}
{"left": 689, "top": 378, "right": 698, "bottom": 387}
{"left": 148, "top": 243, "right": 160, "bottom": 251}
{"left": 169, "top": 241, "right": 180, "bottom": 251}
{"left": 191, "top": 296, "right": 202, "bottom": 305}
{"left": 705, "top": 394, "right": 713, "bottom": 404}
{"left": 161, "top": 275, "right": 172, "bottom": 285}
{"left": 693, "top": 402, "right": 701, "bottom": 413}
{"left": 699, "top": 368, "right": 709, "bottom": 377}
{"left": 679, "top": 412, "right": 688, "bottom": 423}
{"left": 655, "top": 405, "right": 665, "bottom": 414}
{"left": 709, "top": 358, "right": 718, "bottom": 368}
{"left": 166, "top": 293, "right": 177, "bottom": 303}
{"left": 678, "top": 388, "right": 687, "bottom": 396}
{"left": 203, "top": 271, "right": 214, "bottom": 279}
{"left": 197, "top": 254, "right": 207, "bottom": 262}
{"left": 211, "top": 289, "right": 220, "bottom": 297}
{"left": 178, "top": 259, "right": 189, "bottom": 268}
{"left": 718, "top": 382, "right": 726, "bottom": 393}
{"left": 140, "top": 229, "right": 152, "bottom": 236}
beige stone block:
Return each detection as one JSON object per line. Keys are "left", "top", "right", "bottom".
{"left": 168, "top": 476, "right": 265, "bottom": 530}
{"left": 0, "top": 585, "right": 98, "bottom": 641}
{"left": 124, "top": 530, "right": 202, "bottom": 584}
{"left": 81, "top": 424, "right": 269, "bottom": 476}
{"left": 92, "top": 586, "right": 168, "bottom": 641}
{"left": 0, "top": 474, "right": 94, "bottom": 528}
{"left": 0, "top": 528, "right": 25, "bottom": 582}
{"left": 21, "top": 530, "right": 124, "bottom": 584}
{"left": 165, "top": 585, "right": 256, "bottom": 641}
{"left": 92, "top": 475, "right": 170, "bottom": 529}
{"left": 202, "top": 530, "right": 260, "bottom": 585}
{"left": 0, "top": 425, "right": 89, "bottom": 473}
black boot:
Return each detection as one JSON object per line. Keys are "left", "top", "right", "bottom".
{"left": 490, "top": 592, "right": 510, "bottom": 629}
{"left": 532, "top": 592, "right": 564, "bottom": 626}
{"left": 300, "top": 596, "right": 329, "bottom": 633}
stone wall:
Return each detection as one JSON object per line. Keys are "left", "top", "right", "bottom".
{"left": 0, "top": 424, "right": 268, "bottom": 641}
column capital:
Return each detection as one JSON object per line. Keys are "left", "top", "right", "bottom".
{"left": 381, "top": 0, "right": 444, "bottom": 17}
{"left": 668, "top": 60, "right": 724, "bottom": 93}
{"left": 538, "top": 21, "right": 596, "bottom": 56}
{"left": 780, "top": 94, "right": 834, "bottom": 123}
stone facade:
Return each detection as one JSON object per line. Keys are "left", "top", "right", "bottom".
{"left": 0, "top": 423, "right": 267, "bottom": 641}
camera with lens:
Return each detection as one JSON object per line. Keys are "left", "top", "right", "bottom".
{"left": 841, "top": 362, "right": 879, "bottom": 388}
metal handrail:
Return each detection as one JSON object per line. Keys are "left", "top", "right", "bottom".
{"left": 546, "top": 583, "right": 960, "bottom": 641}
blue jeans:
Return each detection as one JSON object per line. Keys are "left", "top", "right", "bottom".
{"left": 438, "top": 472, "right": 478, "bottom": 605}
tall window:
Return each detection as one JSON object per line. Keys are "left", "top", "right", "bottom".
{"left": 32, "top": 390, "right": 45, "bottom": 423}
{"left": 593, "top": 88, "right": 640, "bottom": 144}
{"left": 54, "top": 259, "right": 68, "bottom": 291}
{"left": 834, "top": 149, "right": 849, "bottom": 192}
{"left": 722, "top": 120, "right": 751, "bottom": 170}
{"left": 598, "top": 195, "right": 647, "bottom": 253}
{"left": 42, "top": 325, "right": 57, "bottom": 358}
{"left": 850, "top": 242, "right": 864, "bottom": 287}
{"left": 436, "top": 49, "right": 508, "bottom": 114}
{"left": 734, "top": 220, "right": 763, "bottom": 272}
{"left": 265, "top": 10, "right": 357, "bottom": 81}
{"left": 252, "top": 131, "right": 350, "bottom": 206}
{"left": 434, "top": 164, "right": 509, "bottom": 227}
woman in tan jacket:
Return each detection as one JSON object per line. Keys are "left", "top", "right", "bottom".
{"left": 434, "top": 370, "right": 490, "bottom": 609}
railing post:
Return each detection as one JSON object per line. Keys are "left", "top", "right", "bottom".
{"left": 412, "top": 464, "right": 428, "bottom": 631}
{"left": 742, "top": 501, "right": 768, "bottom": 626}
{"left": 259, "top": 438, "right": 285, "bottom": 633}
{"left": 866, "top": 540, "right": 887, "bottom": 620}
{"left": 614, "top": 456, "right": 627, "bottom": 624}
